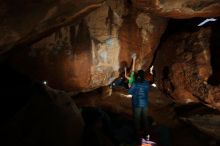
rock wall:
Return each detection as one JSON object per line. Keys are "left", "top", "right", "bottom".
{"left": 1, "top": 0, "right": 219, "bottom": 54}
{"left": 133, "top": 0, "right": 220, "bottom": 18}
{"left": 0, "top": 0, "right": 105, "bottom": 54}
{"left": 154, "top": 27, "right": 220, "bottom": 110}
{"left": 1, "top": 0, "right": 219, "bottom": 93}
{"left": 119, "top": 10, "right": 167, "bottom": 70}
{"left": 11, "top": 0, "right": 167, "bottom": 92}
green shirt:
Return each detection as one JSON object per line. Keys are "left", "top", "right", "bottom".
{"left": 128, "top": 71, "right": 135, "bottom": 85}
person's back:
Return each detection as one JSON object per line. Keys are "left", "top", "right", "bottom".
{"left": 129, "top": 80, "right": 149, "bottom": 108}
{"left": 128, "top": 70, "right": 150, "bottom": 143}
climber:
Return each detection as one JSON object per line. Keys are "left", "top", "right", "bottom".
{"left": 125, "top": 53, "right": 136, "bottom": 88}
{"left": 110, "top": 54, "right": 136, "bottom": 89}
{"left": 128, "top": 69, "right": 150, "bottom": 142}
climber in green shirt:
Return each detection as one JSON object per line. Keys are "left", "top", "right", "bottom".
{"left": 125, "top": 53, "right": 136, "bottom": 88}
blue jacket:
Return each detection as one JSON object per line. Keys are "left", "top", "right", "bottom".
{"left": 128, "top": 80, "right": 150, "bottom": 107}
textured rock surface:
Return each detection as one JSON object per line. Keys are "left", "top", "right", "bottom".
{"left": 0, "top": 0, "right": 105, "bottom": 54}
{"left": 1, "top": 0, "right": 219, "bottom": 56}
{"left": 10, "top": 1, "right": 125, "bottom": 91}
{"left": 119, "top": 10, "right": 167, "bottom": 71}
{"left": 154, "top": 27, "right": 220, "bottom": 110}
{"left": 1, "top": 0, "right": 219, "bottom": 93}
{"left": 133, "top": 0, "right": 220, "bottom": 18}
{"left": 11, "top": 1, "right": 167, "bottom": 92}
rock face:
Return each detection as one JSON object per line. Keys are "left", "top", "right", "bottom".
{"left": 154, "top": 27, "right": 220, "bottom": 110}
{"left": 0, "top": 0, "right": 105, "bottom": 54}
{"left": 10, "top": 1, "right": 167, "bottom": 92}
{"left": 119, "top": 10, "right": 167, "bottom": 71}
{"left": 0, "top": 0, "right": 219, "bottom": 93}
{"left": 1, "top": 0, "right": 219, "bottom": 55}
{"left": 133, "top": 0, "right": 220, "bottom": 18}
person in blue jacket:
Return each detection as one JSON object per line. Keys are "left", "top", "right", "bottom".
{"left": 128, "top": 69, "right": 150, "bottom": 137}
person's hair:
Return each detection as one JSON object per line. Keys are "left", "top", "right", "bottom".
{"left": 136, "top": 70, "right": 145, "bottom": 82}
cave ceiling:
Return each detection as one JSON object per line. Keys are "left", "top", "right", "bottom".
{"left": 0, "top": 0, "right": 220, "bottom": 55}
{"left": 133, "top": 0, "right": 220, "bottom": 18}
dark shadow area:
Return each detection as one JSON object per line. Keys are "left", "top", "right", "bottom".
{"left": 208, "top": 18, "right": 220, "bottom": 85}
{"left": 0, "top": 61, "right": 32, "bottom": 124}
{"left": 175, "top": 103, "right": 220, "bottom": 117}
{"left": 162, "top": 66, "right": 170, "bottom": 80}
{"left": 173, "top": 103, "right": 220, "bottom": 146}
{"left": 81, "top": 107, "right": 171, "bottom": 146}
{"left": 162, "top": 17, "right": 202, "bottom": 40}
{"left": 152, "top": 17, "right": 205, "bottom": 64}
{"left": 1, "top": 79, "right": 84, "bottom": 146}
{"left": 160, "top": 17, "right": 219, "bottom": 44}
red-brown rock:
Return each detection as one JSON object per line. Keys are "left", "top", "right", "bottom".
{"left": 133, "top": 0, "right": 220, "bottom": 18}
{"left": 154, "top": 27, "right": 220, "bottom": 110}
{"left": 10, "top": 2, "right": 167, "bottom": 92}
{"left": 0, "top": 0, "right": 105, "bottom": 54}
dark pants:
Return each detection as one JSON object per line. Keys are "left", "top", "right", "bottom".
{"left": 133, "top": 107, "right": 149, "bottom": 133}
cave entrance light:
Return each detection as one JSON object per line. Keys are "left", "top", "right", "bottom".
{"left": 197, "top": 18, "right": 217, "bottom": 26}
